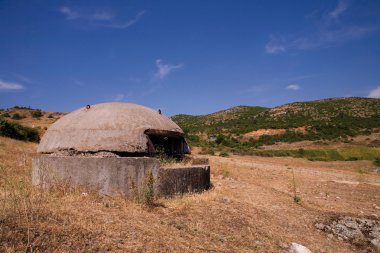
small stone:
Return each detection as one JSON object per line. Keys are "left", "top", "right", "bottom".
{"left": 327, "top": 234, "right": 334, "bottom": 239}
{"left": 289, "top": 243, "right": 312, "bottom": 253}
{"left": 279, "top": 242, "right": 288, "bottom": 249}
{"left": 222, "top": 197, "right": 231, "bottom": 204}
{"left": 315, "top": 223, "right": 325, "bottom": 230}
{"left": 371, "top": 238, "right": 380, "bottom": 249}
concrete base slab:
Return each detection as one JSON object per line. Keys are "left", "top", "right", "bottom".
{"left": 32, "top": 155, "right": 211, "bottom": 198}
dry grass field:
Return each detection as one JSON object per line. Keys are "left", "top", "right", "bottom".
{"left": 1, "top": 136, "right": 380, "bottom": 252}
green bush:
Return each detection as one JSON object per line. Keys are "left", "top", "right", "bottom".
{"left": 11, "top": 113, "right": 24, "bottom": 120}
{"left": 374, "top": 158, "right": 380, "bottom": 166}
{"left": 219, "top": 151, "right": 229, "bottom": 157}
{"left": 31, "top": 110, "right": 43, "bottom": 118}
{"left": 2, "top": 112, "right": 10, "bottom": 118}
{"left": 0, "top": 119, "right": 40, "bottom": 142}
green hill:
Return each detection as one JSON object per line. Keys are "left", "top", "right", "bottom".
{"left": 172, "top": 97, "right": 380, "bottom": 150}
{"left": 172, "top": 106, "right": 269, "bottom": 135}
{"left": 252, "top": 97, "right": 380, "bottom": 130}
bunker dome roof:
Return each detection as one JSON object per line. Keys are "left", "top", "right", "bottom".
{"left": 37, "top": 102, "right": 184, "bottom": 154}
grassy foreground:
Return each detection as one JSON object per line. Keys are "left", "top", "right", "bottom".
{"left": 1, "top": 136, "right": 380, "bottom": 252}
{"left": 251, "top": 147, "right": 380, "bottom": 161}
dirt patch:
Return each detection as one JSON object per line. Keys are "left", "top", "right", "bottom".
{"left": 244, "top": 127, "right": 307, "bottom": 139}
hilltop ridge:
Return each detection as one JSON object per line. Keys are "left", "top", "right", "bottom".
{"left": 172, "top": 97, "right": 380, "bottom": 135}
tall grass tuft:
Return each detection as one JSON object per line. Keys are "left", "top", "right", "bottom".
{"left": 142, "top": 169, "right": 155, "bottom": 207}
{"left": 290, "top": 168, "right": 301, "bottom": 204}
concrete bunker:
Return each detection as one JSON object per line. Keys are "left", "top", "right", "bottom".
{"left": 32, "top": 102, "right": 210, "bottom": 197}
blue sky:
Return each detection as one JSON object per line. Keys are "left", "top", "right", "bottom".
{"left": 1, "top": 0, "right": 380, "bottom": 115}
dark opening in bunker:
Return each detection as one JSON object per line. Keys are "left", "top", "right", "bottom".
{"left": 145, "top": 129, "right": 190, "bottom": 158}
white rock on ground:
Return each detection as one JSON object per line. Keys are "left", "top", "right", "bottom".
{"left": 289, "top": 242, "right": 312, "bottom": 253}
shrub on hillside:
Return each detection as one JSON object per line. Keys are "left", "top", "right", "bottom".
{"left": 219, "top": 151, "right": 229, "bottom": 157}
{"left": 11, "top": 113, "right": 24, "bottom": 120}
{"left": 0, "top": 119, "right": 40, "bottom": 142}
{"left": 31, "top": 110, "right": 43, "bottom": 118}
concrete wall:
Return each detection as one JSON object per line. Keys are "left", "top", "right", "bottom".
{"left": 32, "top": 155, "right": 211, "bottom": 198}
{"left": 32, "top": 156, "right": 160, "bottom": 197}
{"left": 157, "top": 166, "right": 210, "bottom": 196}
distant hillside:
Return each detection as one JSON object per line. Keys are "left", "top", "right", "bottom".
{"left": 172, "top": 97, "right": 380, "bottom": 150}
{"left": 173, "top": 98, "right": 380, "bottom": 134}
{"left": 0, "top": 106, "right": 65, "bottom": 141}
{"left": 252, "top": 97, "right": 380, "bottom": 130}
{"left": 172, "top": 106, "right": 268, "bottom": 135}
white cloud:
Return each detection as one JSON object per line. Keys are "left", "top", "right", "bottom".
{"left": 60, "top": 6, "right": 80, "bottom": 20}
{"left": 329, "top": 0, "right": 349, "bottom": 19}
{"left": 287, "top": 84, "right": 300, "bottom": 91}
{"left": 60, "top": 6, "right": 114, "bottom": 21}
{"left": 92, "top": 11, "right": 115, "bottom": 21}
{"left": 265, "top": 36, "right": 286, "bottom": 54}
{"left": 114, "top": 93, "right": 125, "bottom": 102}
{"left": 59, "top": 6, "right": 144, "bottom": 29}
{"left": 11, "top": 73, "right": 33, "bottom": 84}
{"left": 265, "top": 0, "right": 377, "bottom": 54}
{"left": 73, "top": 79, "right": 85, "bottom": 87}
{"left": 154, "top": 59, "right": 183, "bottom": 80}
{"left": 103, "top": 11, "right": 145, "bottom": 29}
{"left": 368, "top": 86, "right": 380, "bottom": 98}
{"left": 0, "top": 80, "right": 24, "bottom": 91}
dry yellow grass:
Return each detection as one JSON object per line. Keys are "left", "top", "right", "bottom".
{"left": 1, "top": 136, "right": 380, "bottom": 252}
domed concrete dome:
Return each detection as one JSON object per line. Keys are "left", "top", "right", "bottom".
{"left": 38, "top": 102, "right": 186, "bottom": 154}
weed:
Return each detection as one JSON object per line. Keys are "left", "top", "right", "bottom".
{"left": 293, "top": 196, "right": 302, "bottom": 204}
{"left": 290, "top": 168, "right": 301, "bottom": 204}
{"left": 142, "top": 169, "right": 155, "bottom": 207}
{"left": 155, "top": 147, "right": 177, "bottom": 165}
